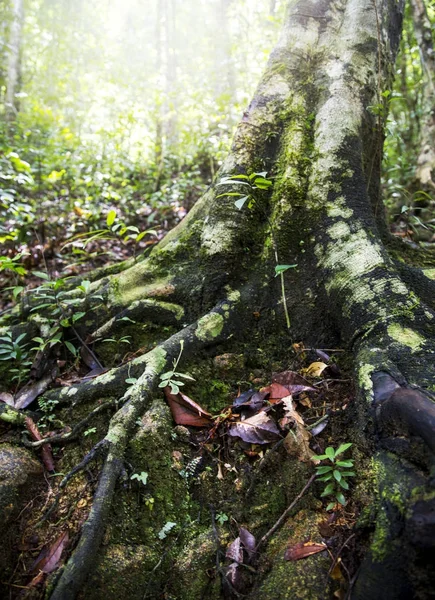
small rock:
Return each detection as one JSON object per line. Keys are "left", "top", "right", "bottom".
{"left": 213, "top": 353, "right": 244, "bottom": 374}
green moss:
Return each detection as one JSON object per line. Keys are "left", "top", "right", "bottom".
{"left": 254, "top": 510, "right": 332, "bottom": 599}
{"left": 195, "top": 312, "right": 224, "bottom": 341}
{"left": 387, "top": 323, "right": 425, "bottom": 351}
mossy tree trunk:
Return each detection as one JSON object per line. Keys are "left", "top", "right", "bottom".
{"left": 2, "top": 0, "right": 435, "bottom": 598}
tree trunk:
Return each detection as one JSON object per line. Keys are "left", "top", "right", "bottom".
{"left": 5, "top": 0, "right": 23, "bottom": 121}
{"left": 2, "top": 0, "right": 435, "bottom": 598}
{"left": 410, "top": 0, "right": 435, "bottom": 192}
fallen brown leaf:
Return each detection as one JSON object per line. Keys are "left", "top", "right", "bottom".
{"left": 284, "top": 540, "right": 327, "bottom": 561}
{"left": 24, "top": 416, "right": 55, "bottom": 471}
{"left": 31, "top": 531, "right": 69, "bottom": 574}
{"left": 164, "top": 388, "right": 212, "bottom": 427}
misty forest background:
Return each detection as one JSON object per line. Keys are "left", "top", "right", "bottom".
{"left": 0, "top": 0, "right": 434, "bottom": 315}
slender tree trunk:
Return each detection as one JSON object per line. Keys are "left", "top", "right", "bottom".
{"left": 2, "top": 0, "right": 435, "bottom": 598}
{"left": 410, "top": 0, "right": 435, "bottom": 191}
{"left": 5, "top": 0, "right": 23, "bottom": 121}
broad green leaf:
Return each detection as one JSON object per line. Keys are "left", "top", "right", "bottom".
{"left": 275, "top": 264, "right": 297, "bottom": 277}
{"left": 160, "top": 371, "right": 175, "bottom": 380}
{"left": 318, "top": 474, "right": 333, "bottom": 482}
{"left": 311, "top": 454, "right": 328, "bottom": 461}
{"left": 321, "top": 483, "right": 335, "bottom": 497}
{"left": 13, "top": 286, "right": 24, "bottom": 298}
{"left": 333, "top": 470, "right": 342, "bottom": 482}
{"left": 159, "top": 380, "right": 170, "bottom": 388}
{"left": 315, "top": 465, "right": 333, "bottom": 474}
{"left": 326, "top": 502, "right": 336, "bottom": 511}
{"left": 325, "top": 447, "right": 335, "bottom": 461}
{"left": 335, "top": 443, "right": 352, "bottom": 457}
{"left": 169, "top": 382, "right": 180, "bottom": 395}
{"left": 175, "top": 373, "right": 195, "bottom": 381}
{"left": 73, "top": 312, "right": 86, "bottom": 322}
{"left": 216, "top": 192, "right": 244, "bottom": 198}
{"left": 106, "top": 209, "right": 117, "bottom": 227}
{"left": 338, "top": 479, "right": 349, "bottom": 490}
{"left": 341, "top": 471, "right": 355, "bottom": 477}
{"left": 336, "top": 460, "right": 353, "bottom": 468}
{"left": 64, "top": 341, "right": 77, "bottom": 356}
{"left": 32, "top": 271, "right": 50, "bottom": 280}
{"left": 229, "top": 174, "right": 249, "bottom": 180}
{"left": 336, "top": 492, "right": 346, "bottom": 505}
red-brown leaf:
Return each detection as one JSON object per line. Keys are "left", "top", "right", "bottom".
{"left": 284, "top": 540, "right": 327, "bottom": 561}
{"left": 31, "top": 531, "right": 69, "bottom": 574}
{"left": 261, "top": 382, "right": 290, "bottom": 403}
{"left": 272, "top": 371, "right": 316, "bottom": 395}
{"left": 24, "top": 416, "right": 55, "bottom": 472}
{"left": 164, "top": 388, "right": 212, "bottom": 427}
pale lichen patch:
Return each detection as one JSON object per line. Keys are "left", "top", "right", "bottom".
{"left": 196, "top": 313, "right": 224, "bottom": 342}
{"left": 387, "top": 324, "right": 425, "bottom": 351}
{"left": 423, "top": 268, "right": 435, "bottom": 281}
{"left": 358, "top": 363, "right": 376, "bottom": 396}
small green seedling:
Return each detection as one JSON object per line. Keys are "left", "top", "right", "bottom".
{"left": 216, "top": 512, "right": 229, "bottom": 526}
{"left": 311, "top": 443, "right": 355, "bottom": 511}
{"left": 159, "top": 339, "right": 195, "bottom": 394}
{"left": 216, "top": 171, "right": 273, "bottom": 210}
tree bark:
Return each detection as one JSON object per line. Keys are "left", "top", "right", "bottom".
{"left": 5, "top": 0, "right": 23, "bottom": 121}
{"left": 2, "top": 0, "right": 435, "bottom": 598}
{"left": 410, "top": 0, "right": 435, "bottom": 191}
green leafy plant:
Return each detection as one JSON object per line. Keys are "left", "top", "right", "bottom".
{"left": 0, "top": 331, "right": 32, "bottom": 387}
{"left": 159, "top": 340, "right": 195, "bottom": 394}
{"left": 38, "top": 396, "right": 61, "bottom": 429}
{"left": 311, "top": 443, "right": 355, "bottom": 511}
{"left": 216, "top": 512, "right": 229, "bottom": 526}
{"left": 216, "top": 171, "right": 273, "bottom": 210}
{"left": 131, "top": 471, "right": 149, "bottom": 486}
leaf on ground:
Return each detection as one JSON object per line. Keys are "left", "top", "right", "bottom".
{"left": 24, "top": 416, "right": 55, "bottom": 471}
{"left": 0, "top": 392, "right": 14, "bottom": 406}
{"left": 261, "top": 382, "right": 291, "bottom": 403}
{"left": 232, "top": 389, "right": 256, "bottom": 407}
{"left": 272, "top": 370, "right": 316, "bottom": 395}
{"left": 15, "top": 370, "right": 57, "bottom": 409}
{"left": 239, "top": 527, "right": 256, "bottom": 561}
{"left": 226, "top": 527, "right": 256, "bottom": 565}
{"left": 80, "top": 345, "right": 100, "bottom": 370}
{"left": 304, "top": 362, "right": 328, "bottom": 377}
{"left": 232, "top": 390, "right": 267, "bottom": 416}
{"left": 280, "top": 396, "right": 305, "bottom": 426}
{"left": 284, "top": 540, "right": 327, "bottom": 561}
{"left": 226, "top": 536, "right": 243, "bottom": 563}
{"left": 228, "top": 411, "right": 281, "bottom": 445}
{"left": 283, "top": 424, "right": 314, "bottom": 463}
{"left": 31, "top": 531, "right": 69, "bottom": 574}
{"left": 163, "top": 388, "right": 212, "bottom": 427}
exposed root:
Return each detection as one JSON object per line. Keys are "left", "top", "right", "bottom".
{"left": 40, "top": 438, "right": 110, "bottom": 525}
{"left": 90, "top": 298, "right": 184, "bottom": 341}
{"left": 22, "top": 400, "right": 116, "bottom": 448}
{"left": 49, "top": 298, "right": 240, "bottom": 600}
{"left": 375, "top": 382, "right": 435, "bottom": 455}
